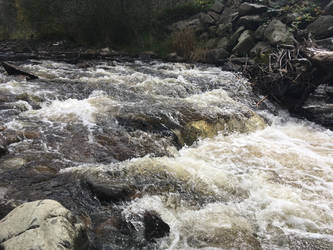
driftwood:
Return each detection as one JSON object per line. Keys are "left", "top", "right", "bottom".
{"left": 1, "top": 62, "right": 38, "bottom": 80}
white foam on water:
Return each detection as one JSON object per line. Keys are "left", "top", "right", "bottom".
{"left": 122, "top": 114, "right": 333, "bottom": 249}
{"left": 22, "top": 91, "right": 118, "bottom": 128}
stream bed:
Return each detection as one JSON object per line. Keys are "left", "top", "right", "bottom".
{"left": 0, "top": 59, "right": 332, "bottom": 249}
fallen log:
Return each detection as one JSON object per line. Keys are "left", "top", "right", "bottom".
{"left": 1, "top": 62, "right": 38, "bottom": 80}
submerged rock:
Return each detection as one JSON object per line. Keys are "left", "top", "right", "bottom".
{"left": 0, "top": 200, "right": 88, "bottom": 250}
{"left": 175, "top": 113, "right": 266, "bottom": 146}
{"left": 144, "top": 211, "right": 170, "bottom": 242}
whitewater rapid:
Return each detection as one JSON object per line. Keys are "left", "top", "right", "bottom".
{"left": 0, "top": 59, "right": 332, "bottom": 249}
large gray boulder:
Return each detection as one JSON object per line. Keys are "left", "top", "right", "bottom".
{"left": 264, "top": 19, "right": 294, "bottom": 45}
{"left": 0, "top": 200, "right": 88, "bottom": 250}
{"left": 232, "top": 30, "right": 255, "bottom": 56}
{"left": 307, "top": 15, "right": 333, "bottom": 39}
{"left": 238, "top": 2, "right": 268, "bottom": 16}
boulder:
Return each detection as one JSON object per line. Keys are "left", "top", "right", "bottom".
{"left": 264, "top": 19, "right": 294, "bottom": 45}
{"left": 227, "top": 26, "right": 246, "bottom": 51}
{"left": 254, "top": 24, "right": 267, "bottom": 40}
{"left": 237, "top": 15, "right": 263, "bottom": 30}
{"left": 238, "top": 2, "right": 268, "bottom": 16}
{"left": 144, "top": 211, "right": 170, "bottom": 242}
{"left": 307, "top": 15, "right": 333, "bottom": 39}
{"left": 232, "top": 30, "right": 255, "bottom": 56}
{"left": 205, "top": 48, "right": 230, "bottom": 64}
{"left": 86, "top": 176, "right": 136, "bottom": 202}
{"left": 0, "top": 200, "right": 88, "bottom": 250}
{"left": 210, "top": 1, "right": 224, "bottom": 14}
{"left": 302, "top": 84, "right": 333, "bottom": 130}
{"left": 216, "top": 23, "right": 232, "bottom": 37}
{"left": 200, "top": 13, "right": 215, "bottom": 26}
{"left": 325, "top": 0, "right": 333, "bottom": 15}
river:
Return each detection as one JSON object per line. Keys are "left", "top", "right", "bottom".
{"left": 0, "top": 59, "right": 332, "bottom": 249}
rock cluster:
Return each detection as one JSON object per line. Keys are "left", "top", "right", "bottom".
{"left": 168, "top": 0, "right": 333, "bottom": 129}
{"left": 0, "top": 200, "right": 88, "bottom": 250}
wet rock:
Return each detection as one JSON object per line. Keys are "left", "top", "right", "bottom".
{"left": 0, "top": 200, "right": 88, "bottom": 250}
{"left": 1, "top": 62, "right": 38, "bottom": 80}
{"left": 302, "top": 84, "right": 333, "bottom": 129}
{"left": 307, "top": 15, "right": 333, "bottom": 39}
{"left": 264, "top": 19, "right": 294, "bottom": 45}
{"left": 210, "top": 1, "right": 224, "bottom": 14}
{"left": 86, "top": 176, "right": 136, "bottom": 203}
{"left": 144, "top": 211, "right": 170, "bottom": 242}
{"left": 232, "top": 30, "right": 255, "bottom": 56}
{"left": 175, "top": 114, "right": 266, "bottom": 146}
{"left": 239, "top": 2, "right": 268, "bottom": 16}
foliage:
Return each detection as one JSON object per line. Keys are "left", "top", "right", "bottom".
{"left": 171, "top": 29, "right": 196, "bottom": 59}
{"left": 281, "top": 0, "right": 322, "bottom": 30}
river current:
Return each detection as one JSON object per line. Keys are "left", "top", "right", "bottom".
{"left": 0, "top": 60, "right": 332, "bottom": 249}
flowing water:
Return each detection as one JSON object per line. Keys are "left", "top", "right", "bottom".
{"left": 0, "top": 59, "right": 332, "bottom": 249}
